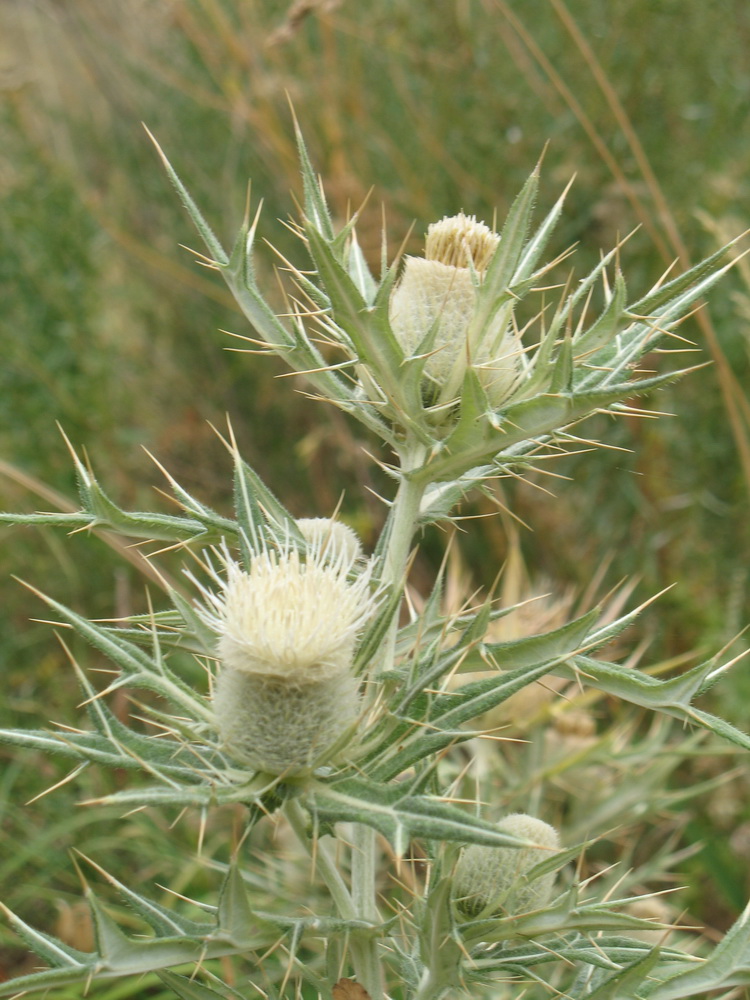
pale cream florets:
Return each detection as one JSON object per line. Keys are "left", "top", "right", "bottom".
{"left": 204, "top": 543, "right": 377, "bottom": 683}
{"left": 425, "top": 212, "right": 500, "bottom": 271}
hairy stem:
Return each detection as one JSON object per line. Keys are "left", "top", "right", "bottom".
{"left": 284, "top": 798, "right": 355, "bottom": 920}
{"left": 380, "top": 442, "right": 429, "bottom": 667}
{"left": 286, "top": 798, "right": 386, "bottom": 995}
{"left": 413, "top": 969, "right": 446, "bottom": 1000}
{"left": 351, "top": 822, "right": 384, "bottom": 1000}
{"left": 347, "top": 440, "right": 428, "bottom": 1000}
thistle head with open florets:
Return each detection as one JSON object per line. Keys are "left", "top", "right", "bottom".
{"left": 190, "top": 524, "right": 381, "bottom": 776}
{"left": 389, "top": 212, "right": 523, "bottom": 413}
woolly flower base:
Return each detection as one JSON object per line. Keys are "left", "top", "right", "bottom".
{"left": 213, "top": 667, "right": 360, "bottom": 774}
{"left": 389, "top": 258, "right": 520, "bottom": 405}
{"left": 453, "top": 814, "right": 560, "bottom": 918}
{"left": 198, "top": 542, "right": 378, "bottom": 684}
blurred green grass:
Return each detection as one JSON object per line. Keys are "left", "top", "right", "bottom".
{"left": 1, "top": 0, "right": 750, "bottom": 984}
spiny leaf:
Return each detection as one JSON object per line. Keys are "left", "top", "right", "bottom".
{"left": 475, "top": 605, "right": 601, "bottom": 672}
{"left": 549, "top": 335, "right": 573, "bottom": 393}
{"left": 557, "top": 655, "right": 750, "bottom": 751}
{"left": 293, "top": 116, "right": 335, "bottom": 242}
{"left": 23, "top": 587, "right": 213, "bottom": 721}
{"left": 0, "top": 511, "right": 91, "bottom": 527}
{"left": 79, "top": 857, "right": 213, "bottom": 939}
{"left": 641, "top": 899, "right": 750, "bottom": 998}
{"left": 216, "top": 863, "right": 264, "bottom": 945}
{"left": 566, "top": 947, "right": 661, "bottom": 1000}
{"left": 158, "top": 971, "right": 236, "bottom": 1000}
{"left": 629, "top": 238, "right": 735, "bottom": 316}
{"left": 87, "top": 891, "right": 140, "bottom": 964}
{"left": 347, "top": 231, "right": 379, "bottom": 305}
{"left": 462, "top": 888, "right": 676, "bottom": 947}
{"left": 0, "top": 725, "right": 215, "bottom": 778}
{"left": 305, "top": 223, "right": 418, "bottom": 422}
{"left": 146, "top": 126, "right": 228, "bottom": 266}
{"left": 306, "top": 777, "right": 535, "bottom": 856}
{"left": 575, "top": 270, "right": 628, "bottom": 355}
{"left": 475, "top": 166, "right": 539, "bottom": 327}
{"left": 0, "top": 902, "right": 90, "bottom": 968}
{"left": 231, "top": 445, "right": 303, "bottom": 551}
{"left": 513, "top": 178, "right": 570, "bottom": 283}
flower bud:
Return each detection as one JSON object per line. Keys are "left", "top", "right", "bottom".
{"left": 453, "top": 814, "right": 560, "bottom": 918}
{"left": 389, "top": 212, "right": 521, "bottom": 408}
{"left": 295, "top": 517, "right": 363, "bottom": 566}
{"left": 195, "top": 536, "right": 378, "bottom": 775}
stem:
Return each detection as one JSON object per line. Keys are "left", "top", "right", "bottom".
{"left": 284, "top": 798, "right": 355, "bottom": 920}
{"left": 380, "top": 443, "right": 428, "bottom": 668}
{"left": 351, "top": 822, "right": 384, "bottom": 1000}
{"left": 412, "top": 968, "right": 450, "bottom": 1000}
{"left": 285, "top": 798, "right": 382, "bottom": 996}
{"left": 346, "top": 441, "right": 428, "bottom": 1000}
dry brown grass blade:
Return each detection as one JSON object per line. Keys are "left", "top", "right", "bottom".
{"left": 489, "top": 0, "right": 750, "bottom": 497}
{"left": 548, "top": 0, "right": 750, "bottom": 492}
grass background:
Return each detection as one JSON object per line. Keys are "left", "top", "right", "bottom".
{"left": 1, "top": 0, "right": 749, "bottom": 991}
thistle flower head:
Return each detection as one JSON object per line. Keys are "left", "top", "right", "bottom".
{"left": 196, "top": 537, "right": 378, "bottom": 684}
{"left": 389, "top": 213, "right": 520, "bottom": 408}
{"left": 193, "top": 532, "right": 380, "bottom": 774}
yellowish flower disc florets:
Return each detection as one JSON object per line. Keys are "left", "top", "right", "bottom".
{"left": 425, "top": 212, "right": 500, "bottom": 271}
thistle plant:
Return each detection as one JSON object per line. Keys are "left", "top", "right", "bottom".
{"left": 1, "top": 122, "right": 750, "bottom": 1000}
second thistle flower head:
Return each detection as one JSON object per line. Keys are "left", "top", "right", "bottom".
{"left": 389, "top": 212, "right": 521, "bottom": 409}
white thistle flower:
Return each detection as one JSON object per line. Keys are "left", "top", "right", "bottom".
{"left": 192, "top": 534, "right": 380, "bottom": 774}
{"left": 389, "top": 212, "right": 522, "bottom": 407}
{"left": 197, "top": 539, "right": 377, "bottom": 684}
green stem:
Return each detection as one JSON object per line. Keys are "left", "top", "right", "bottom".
{"left": 351, "top": 822, "right": 384, "bottom": 1000}
{"left": 412, "top": 969, "right": 448, "bottom": 1000}
{"left": 284, "top": 798, "right": 355, "bottom": 920}
{"left": 346, "top": 441, "right": 427, "bottom": 1000}
{"left": 379, "top": 443, "right": 428, "bottom": 668}
{"left": 285, "top": 798, "right": 382, "bottom": 996}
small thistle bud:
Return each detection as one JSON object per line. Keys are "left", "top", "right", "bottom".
{"left": 389, "top": 212, "right": 520, "bottom": 408}
{"left": 195, "top": 537, "right": 378, "bottom": 775}
{"left": 625, "top": 896, "right": 673, "bottom": 943}
{"left": 453, "top": 814, "right": 560, "bottom": 918}
{"left": 296, "top": 517, "right": 363, "bottom": 566}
